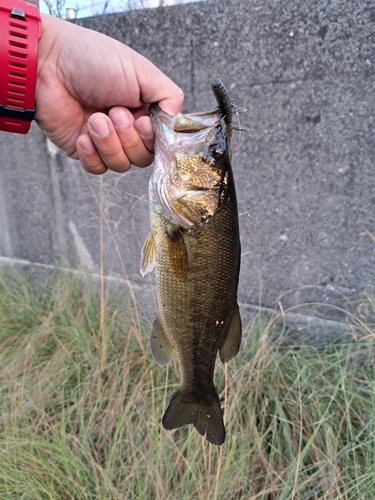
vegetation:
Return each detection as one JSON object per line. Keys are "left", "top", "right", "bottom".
{"left": 0, "top": 268, "right": 374, "bottom": 499}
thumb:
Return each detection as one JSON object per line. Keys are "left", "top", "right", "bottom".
{"left": 132, "top": 53, "right": 184, "bottom": 114}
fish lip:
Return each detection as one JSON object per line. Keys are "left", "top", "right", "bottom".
{"left": 149, "top": 103, "right": 172, "bottom": 119}
{"left": 149, "top": 103, "right": 175, "bottom": 141}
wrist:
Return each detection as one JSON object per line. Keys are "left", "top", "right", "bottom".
{"left": 37, "top": 14, "right": 59, "bottom": 69}
{"left": 0, "top": 0, "right": 41, "bottom": 133}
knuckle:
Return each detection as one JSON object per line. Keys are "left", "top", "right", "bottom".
{"left": 104, "top": 150, "right": 131, "bottom": 171}
{"left": 102, "top": 147, "right": 124, "bottom": 163}
{"left": 79, "top": 154, "right": 107, "bottom": 175}
{"left": 122, "top": 135, "right": 142, "bottom": 154}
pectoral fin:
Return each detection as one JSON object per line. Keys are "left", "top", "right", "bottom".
{"left": 166, "top": 229, "right": 189, "bottom": 281}
{"left": 140, "top": 232, "right": 156, "bottom": 276}
{"left": 219, "top": 304, "right": 242, "bottom": 363}
{"left": 150, "top": 315, "right": 174, "bottom": 366}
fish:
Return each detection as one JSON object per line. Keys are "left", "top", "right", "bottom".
{"left": 140, "top": 78, "right": 242, "bottom": 446}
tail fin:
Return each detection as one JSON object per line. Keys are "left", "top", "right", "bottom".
{"left": 162, "top": 388, "right": 225, "bottom": 446}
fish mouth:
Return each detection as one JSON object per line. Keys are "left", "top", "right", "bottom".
{"left": 148, "top": 104, "right": 173, "bottom": 134}
{"left": 149, "top": 78, "right": 233, "bottom": 134}
{"left": 149, "top": 103, "right": 170, "bottom": 120}
{"left": 148, "top": 85, "right": 233, "bottom": 230}
{"left": 149, "top": 103, "right": 221, "bottom": 135}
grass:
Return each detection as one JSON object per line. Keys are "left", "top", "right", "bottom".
{"left": 0, "top": 267, "right": 375, "bottom": 499}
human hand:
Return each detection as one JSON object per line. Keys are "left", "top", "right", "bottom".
{"left": 36, "top": 14, "right": 184, "bottom": 174}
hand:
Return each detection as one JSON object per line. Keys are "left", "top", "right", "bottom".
{"left": 36, "top": 14, "right": 184, "bottom": 174}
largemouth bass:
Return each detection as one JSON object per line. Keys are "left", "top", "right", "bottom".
{"left": 141, "top": 79, "right": 242, "bottom": 446}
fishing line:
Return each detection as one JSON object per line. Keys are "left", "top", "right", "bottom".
{"left": 303, "top": 410, "right": 375, "bottom": 500}
{"left": 234, "top": 107, "right": 246, "bottom": 143}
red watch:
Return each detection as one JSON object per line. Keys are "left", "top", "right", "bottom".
{"left": 0, "top": 0, "right": 41, "bottom": 134}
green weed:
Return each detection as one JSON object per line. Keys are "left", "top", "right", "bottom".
{"left": 0, "top": 268, "right": 374, "bottom": 499}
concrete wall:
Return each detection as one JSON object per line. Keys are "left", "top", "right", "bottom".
{"left": 1, "top": 0, "right": 374, "bottom": 329}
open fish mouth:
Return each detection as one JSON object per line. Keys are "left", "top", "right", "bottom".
{"left": 149, "top": 78, "right": 234, "bottom": 132}
{"left": 149, "top": 78, "right": 247, "bottom": 165}
{"left": 148, "top": 84, "right": 232, "bottom": 229}
{"left": 148, "top": 103, "right": 222, "bottom": 143}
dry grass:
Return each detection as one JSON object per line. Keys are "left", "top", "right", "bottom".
{"left": 0, "top": 267, "right": 375, "bottom": 499}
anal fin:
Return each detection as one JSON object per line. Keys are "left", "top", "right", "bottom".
{"left": 219, "top": 303, "right": 242, "bottom": 363}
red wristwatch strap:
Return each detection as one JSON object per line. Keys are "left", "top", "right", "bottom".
{"left": 0, "top": 0, "right": 41, "bottom": 134}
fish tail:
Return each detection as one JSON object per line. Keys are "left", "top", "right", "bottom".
{"left": 162, "top": 388, "right": 225, "bottom": 446}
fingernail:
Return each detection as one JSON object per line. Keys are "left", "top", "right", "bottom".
{"left": 90, "top": 117, "right": 110, "bottom": 138}
{"left": 80, "top": 138, "right": 96, "bottom": 154}
{"left": 111, "top": 109, "right": 130, "bottom": 130}
{"left": 139, "top": 133, "right": 154, "bottom": 141}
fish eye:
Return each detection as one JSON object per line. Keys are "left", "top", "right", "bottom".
{"left": 209, "top": 143, "right": 225, "bottom": 160}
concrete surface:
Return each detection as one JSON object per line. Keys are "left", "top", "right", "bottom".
{"left": 1, "top": 0, "right": 374, "bottom": 330}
